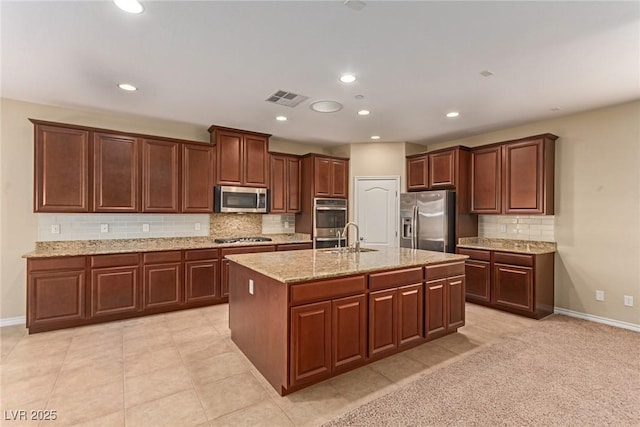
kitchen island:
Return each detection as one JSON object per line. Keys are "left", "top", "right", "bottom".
{"left": 226, "top": 247, "right": 468, "bottom": 395}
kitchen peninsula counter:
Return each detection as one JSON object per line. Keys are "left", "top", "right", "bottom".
{"left": 227, "top": 247, "right": 468, "bottom": 395}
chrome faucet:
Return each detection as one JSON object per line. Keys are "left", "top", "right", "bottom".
{"left": 336, "top": 230, "right": 342, "bottom": 251}
{"left": 342, "top": 222, "right": 360, "bottom": 252}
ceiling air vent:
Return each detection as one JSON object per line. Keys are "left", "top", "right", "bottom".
{"left": 266, "top": 90, "right": 309, "bottom": 108}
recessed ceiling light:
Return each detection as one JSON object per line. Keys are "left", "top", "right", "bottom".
{"left": 370, "top": 135, "right": 380, "bottom": 140}
{"left": 355, "top": 94, "right": 365, "bottom": 100}
{"left": 358, "top": 110, "right": 370, "bottom": 116}
{"left": 446, "top": 112, "right": 459, "bottom": 118}
{"left": 310, "top": 100, "right": 343, "bottom": 113}
{"left": 479, "top": 70, "right": 494, "bottom": 77}
{"left": 550, "top": 107, "right": 561, "bottom": 112}
{"left": 275, "top": 116, "right": 287, "bottom": 121}
{"left": 113, "top": 0, "right": 143, "bottom": 14}
{"left": 118, "top": 83, "right": 137, "bottom": 91}
{"left": 340, "top": 74, "right": 357, "bottom": 83}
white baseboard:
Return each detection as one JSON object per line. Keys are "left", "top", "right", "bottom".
{"left": 554, "top": 307, "right": 640, "bottom": 333}
{"left": 0, "top": 316, "right": 26, "bottom": 327}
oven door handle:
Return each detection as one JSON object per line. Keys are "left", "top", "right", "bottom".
{"left": 315, "top": 207, "right": 348, "bottom": 211}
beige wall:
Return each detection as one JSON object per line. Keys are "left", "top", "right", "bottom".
{"left": 428, "top": 100, "right": 640, "bottom": 326}
{"left": 269, "top": 138, "right": 327, "bottom": 156}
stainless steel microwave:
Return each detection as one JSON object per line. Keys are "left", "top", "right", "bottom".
{"left": 214, "top": 186, "right": 268, "bottom": 213}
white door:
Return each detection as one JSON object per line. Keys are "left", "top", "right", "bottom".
{"left": 355, "top": 176, "right": 400, "bottom": 248}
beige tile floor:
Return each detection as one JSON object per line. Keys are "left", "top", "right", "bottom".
{"left": 1, "top": 303, "right": 537, "bottom": 427}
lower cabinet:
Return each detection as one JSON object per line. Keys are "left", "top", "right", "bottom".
{"left": 332, "top": 294, "right": 367, "bottom": 371}
{"left": 368, "top": 289, "right": 398, "bottom": 357}
{"left": 290, "top": 301, "right": 332, "bottom": 386}
{"left": 90, "top": 254, "right": 140, "bottom": 318}
{"left": 425, "top": 262, "right": 466, "bottom": 339}
{"left": 492, "top": 263, "right": 533, "bottom": 312}
{"left": 184, "top": 250, "right": 220, "bottom": 303}
{"left": 142, "top": 251, "right": 183, "bottom": 311}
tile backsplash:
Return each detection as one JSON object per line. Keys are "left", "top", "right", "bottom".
{"left": 478, "top": 215, "right": 555, "bottom": 242}
{"left": 37, "top": 214, "right": 210, "bottom": 241}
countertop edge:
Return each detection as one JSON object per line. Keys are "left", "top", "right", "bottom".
{"left": 456, "top": 243, "right": 556, "bottom": 255}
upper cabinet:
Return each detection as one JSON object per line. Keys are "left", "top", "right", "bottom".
{"left": 471, "top": 134, "right": 557, "bottom": 215}
{"left": 305, "top": 155, "right": 349, "bottom": 199}
{"left": 208, "top": 126, "right": 270, "bottom": 188}
{"left": 406, "top": 156, "right": 428, "bottom": 191}
{"left": 34, "top": 123, "right": 90, "bottom": 212}
{"left": 406, "top": 148, "right": 458, "bottom": 191}
{"left": 270, "top": 153, "right": 301, "bottom": 214}
{"left": 31, "top": 119, "right": 213, "bottom": 214}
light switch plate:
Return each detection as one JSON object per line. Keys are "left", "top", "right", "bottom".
{"left": 195, "top": 223, "right": 201, "bottom": 231}
{"left": 595, "top": 290, "right": 605, "bottom": 301}
{"left": 100, "top": 223, "right": 109, "bottom": 233}
{"left": 51, "top": 224, "right": 60, "bottom": 234}
{"left": 624, "top": 295, "right": 634, "bottom": 306}
{"left": 142, "top": 224, "right": 150, "bottom": 232}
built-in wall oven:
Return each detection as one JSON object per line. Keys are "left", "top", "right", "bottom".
{"left": 313, "top": 198, "right": 348, "bottom": 249}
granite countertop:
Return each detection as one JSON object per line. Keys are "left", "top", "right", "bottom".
{"left": 457, "top": 237, "right": 556, "bottom": 254}
{"left": 23, "top": 234, "right": 312, "bottom": 258}
{"left": 225, "top": 247, "right": 468, "bottom": 283}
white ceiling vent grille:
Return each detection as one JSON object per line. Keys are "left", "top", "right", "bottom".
{"left": 266, "top": 90, "right": 309, "bottom": 108}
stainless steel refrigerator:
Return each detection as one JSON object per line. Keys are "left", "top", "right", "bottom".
{"left": 400, "top": 190, "right": 456, "bottom": 253}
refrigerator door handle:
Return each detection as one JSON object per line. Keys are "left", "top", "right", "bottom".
{"left": 413, "top": 205, "right": 418, "bottom": 249}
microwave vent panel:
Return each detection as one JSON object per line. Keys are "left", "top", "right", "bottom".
{"left": 266, "top": 90, "right": 309, "bottom": 108}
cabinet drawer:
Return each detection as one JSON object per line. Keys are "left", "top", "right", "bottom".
{"left": 91, "top": 253, "right": 140, "bottom": 268}
{"left": 291, "top": 275, "right": 366, "bottom": 306}
{"left": 28, "top": 256, "right": 86, "bottom": 272}
{"left": 184, "top": 249, "right": 219, "bottom": 261}
{"left": 277, "top": 243, "right": 313, "bottom": 251}
{"left": 222, "top": 245, "right": 276, "bottom": 256}
{"left": 369, "top": 267, "right": 423, "bottom": 291}
{"left": 143, "top": 251, "right": 182, "bottom": 264}
{"left": 493, "top": 252, "right": 534, "bottom": 267}
{"left": 457, "top": 248, "right": 491, "bottom": 262}
{"left": 425, "top": 262, "right": 465, "bottom": 280}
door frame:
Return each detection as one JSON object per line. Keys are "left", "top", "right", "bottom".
{"left": 353, "top": 176, "right": 401, "bottom": 247}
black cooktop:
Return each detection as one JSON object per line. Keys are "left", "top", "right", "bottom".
{"left": 214, "top": 236, "right": 273, "bottom": 244}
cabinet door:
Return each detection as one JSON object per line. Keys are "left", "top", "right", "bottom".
{"left": 244, "top": 135, "right": 269, "bottom": 187}
{"left": 425, "top": 279, "right": 447, "bottom": 339}
{"left": 221, "top": 259, "right": 231, "bottom": 298}
{"left": 471, "top": 146, "right": 502, "bottom": 213}
{"left": 447, "top": 275, "right": 465, "bottom": 330}
{"left": 90, "top": 266, "right": 139, "bottom": 317}
{"left": 142, "top": 139, "right": 180, "bottom": 212}
{"left": 269, "top": 155, "right": 287, "bottom": 213}
{"left": 28, "top": 270, "right": 86, "bottom": 328}
{"left": 185, "top": 259, "right": 220, "bottom": 302}
{"left": 287, "top": 156, "right": 301, "bottom": 212}
{"left": 332, "top": 294, "right": 366, "bottom": 372}
{"left": 368, "top": 289, "right": 398, "bottom": 357}
{"left": 503, "top": 139, "right": 544, "bottom": 214}
{"left": 290, "top": 301, "right": 332, "bottom": 387}
{"left": 34, "top": 125, "right": 89, "bottom": 212}
{"left": 465, "top": 259, "right": 491, "bottom": 302}
{"left": 429, "top": 150, "right": 455, "bottom": 188}
{"left": 216, "top": 130, "right": 243, "bottom": 185}
{"left": 397, "top": 283, "right": 424, "bottom": 348}
{"left": 331, "top": 159, "right": 348, "bottom": 198}
{"left": 492, "top": 263, "right": 534, "bottom": 312}
{"left": 143, "top": 263, "right": 182, "bottom": 309}
{"left": 93, "top": 133, "right": 139, "bottom": 212}
{"left": 314, "top": 157, "right": 332, "bottom": 197}
{"left": 407, "top": 156, "right": 428, "bottom": 191}
{"left": 182, "top": 143, "right": 214, "bottom": 213}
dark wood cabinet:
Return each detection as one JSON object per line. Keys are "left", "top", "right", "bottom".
{"left": 332, "top": 294, "right": 367, "bottom": 372}
{"left": 33, "top": 123, "right": 90, "bottom": 212}
{"left": 276, "top": 242, "right": 313, "bottom": 251}
{"left": 221, "top": 259, "right": 231, "bottom": 298}
{"left": 142, "top": 139, "right": 180, "bottom": 212}
{"left": 93, "top": 133, "right": 140, "bottom": 212}
{"left": 368, "top": 288, "right": 398, "bottom": 357}
{"left": 447, "top": 275, "right": 465, "bottom": 330}
{"left": 290, "top": 301, "right": 332, "bottom": 387}
{"left": 407, "top": 156, "right": 429, "bottom": 191}
{"left": 182, "top": 143, "right": 214, "bottom": 213}
{"left": 397, "top": 283, "right": 424, "bottom": 348}
{"left": 184, "top": 249, "right": 220, "bottom": 303}
{"left": 309, "top": 155, "right": 349, "bottom": 199}
{"left": 27, "top": 256, "right": 87, "bottom": 332}
{"left": 90, "top": 254, "right": 140, "bottom": 318}
{"left": 429, "top": 149, "right": 456, "bottom": 188}
{"left": 471, "top": 146, "right": 502, "bottom": 214}
{"left": 425, "top": 278, "right": 447, "bottom": 339}
{"left": 270, "top": 153, "right": 301, "bottom": 213}
{"left": 221, "top": 245, "right": 276, "bottom": 298}
{"left": 330, "top": 158, "right": 348, "bottom": 198}
{"left": 142, "top": 251, "right": 182, "bottom": 310}
{"left": 492, "top": 263, "right": 534, "bottom": 312}
{"left": 209, "top": 126, "right": 270, "bottom": 188}
{"left": 464, "top": 259, "right": 491, "bottom": 303}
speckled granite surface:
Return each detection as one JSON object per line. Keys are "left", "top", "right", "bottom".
{"left": 23, "top": 234, "right": 311, "bottom": 258}
{"left": 225, "top": 247, "right": 468, "bottom": 283}
{"left": 457, "top": 237, "right": 556, "bottom": 254}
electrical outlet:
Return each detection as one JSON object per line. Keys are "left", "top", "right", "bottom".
{"left": 624, "top": 295, "right": 634, "bottom": 307}
{"left": 249, "top": 279, "right": 254, "bottom": 295}
{"left": 595, "top": 290, "right": 605, "bottom": 301}
{"left": 500, "top": 224, "right": 507, "bottom": 233}
{"left": 100, "top": 223, "right": 109, "bottom": 233}
{"left": 194, "top": 223, "right": 201, "bottom": 231}
{"left": 142, "top": 223, "right": 150, "bottom": 232}
{"left": 284, "top": 221, "right": 289, "bottom": 228}
{"left": 51, "top": 224, "right": 60, "bottom": 234}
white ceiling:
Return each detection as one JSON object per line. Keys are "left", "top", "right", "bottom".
{"left": 2, "top": 1, "right": 639, "bottom": 145}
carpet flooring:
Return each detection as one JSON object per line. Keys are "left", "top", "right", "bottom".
{"left": 323, "top": 315, "right": 640, "bottom": 426}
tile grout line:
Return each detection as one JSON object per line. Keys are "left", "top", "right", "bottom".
{"left": 40, "top": 333, "right": 74, "bottom": 427}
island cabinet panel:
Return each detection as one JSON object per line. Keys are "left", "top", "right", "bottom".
{"left": 142, "top": 251, "right": 183, "bottom": 311}
{"left": 28, "top": 268, "right": 86, "bottom": 331}
{"left": 447, "top": 275, "right": 466, "bottom": 330}
{"left": 221, "top": 245, "right": 276, "bottom": 298}
{"left": 290, "top": 275, "right": 366, "bottom": 305}
{"left": 407, "top": 156, "right": 429, "bottom": 191}
{"left": 181, "top": 143, "right": 215, "bottom": 213}
{"left": 34, "top": 124, "right": 90, "bottom": 212}
{"left": 471, "top": 146, "right": 502, "bottom": 214}
{"left": 290, "top": 301, "right": 332, "bottom": 387}
{"left": 425, "top": 278, "right": 447, "bottom": 339}
{"left": 397, "top": 283, "right": 424, "bottom": 348}
{"left": 142, "top": 139, "right": 180, "bottom": 212}
{"left": 368, "top": 289, "right": 398, "bottom": 357}
{"left": 93, "top": 133, "right": 140, "bottom": 212}
{"left": 332, "top": 294, "right": 367, "bottom": 372}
